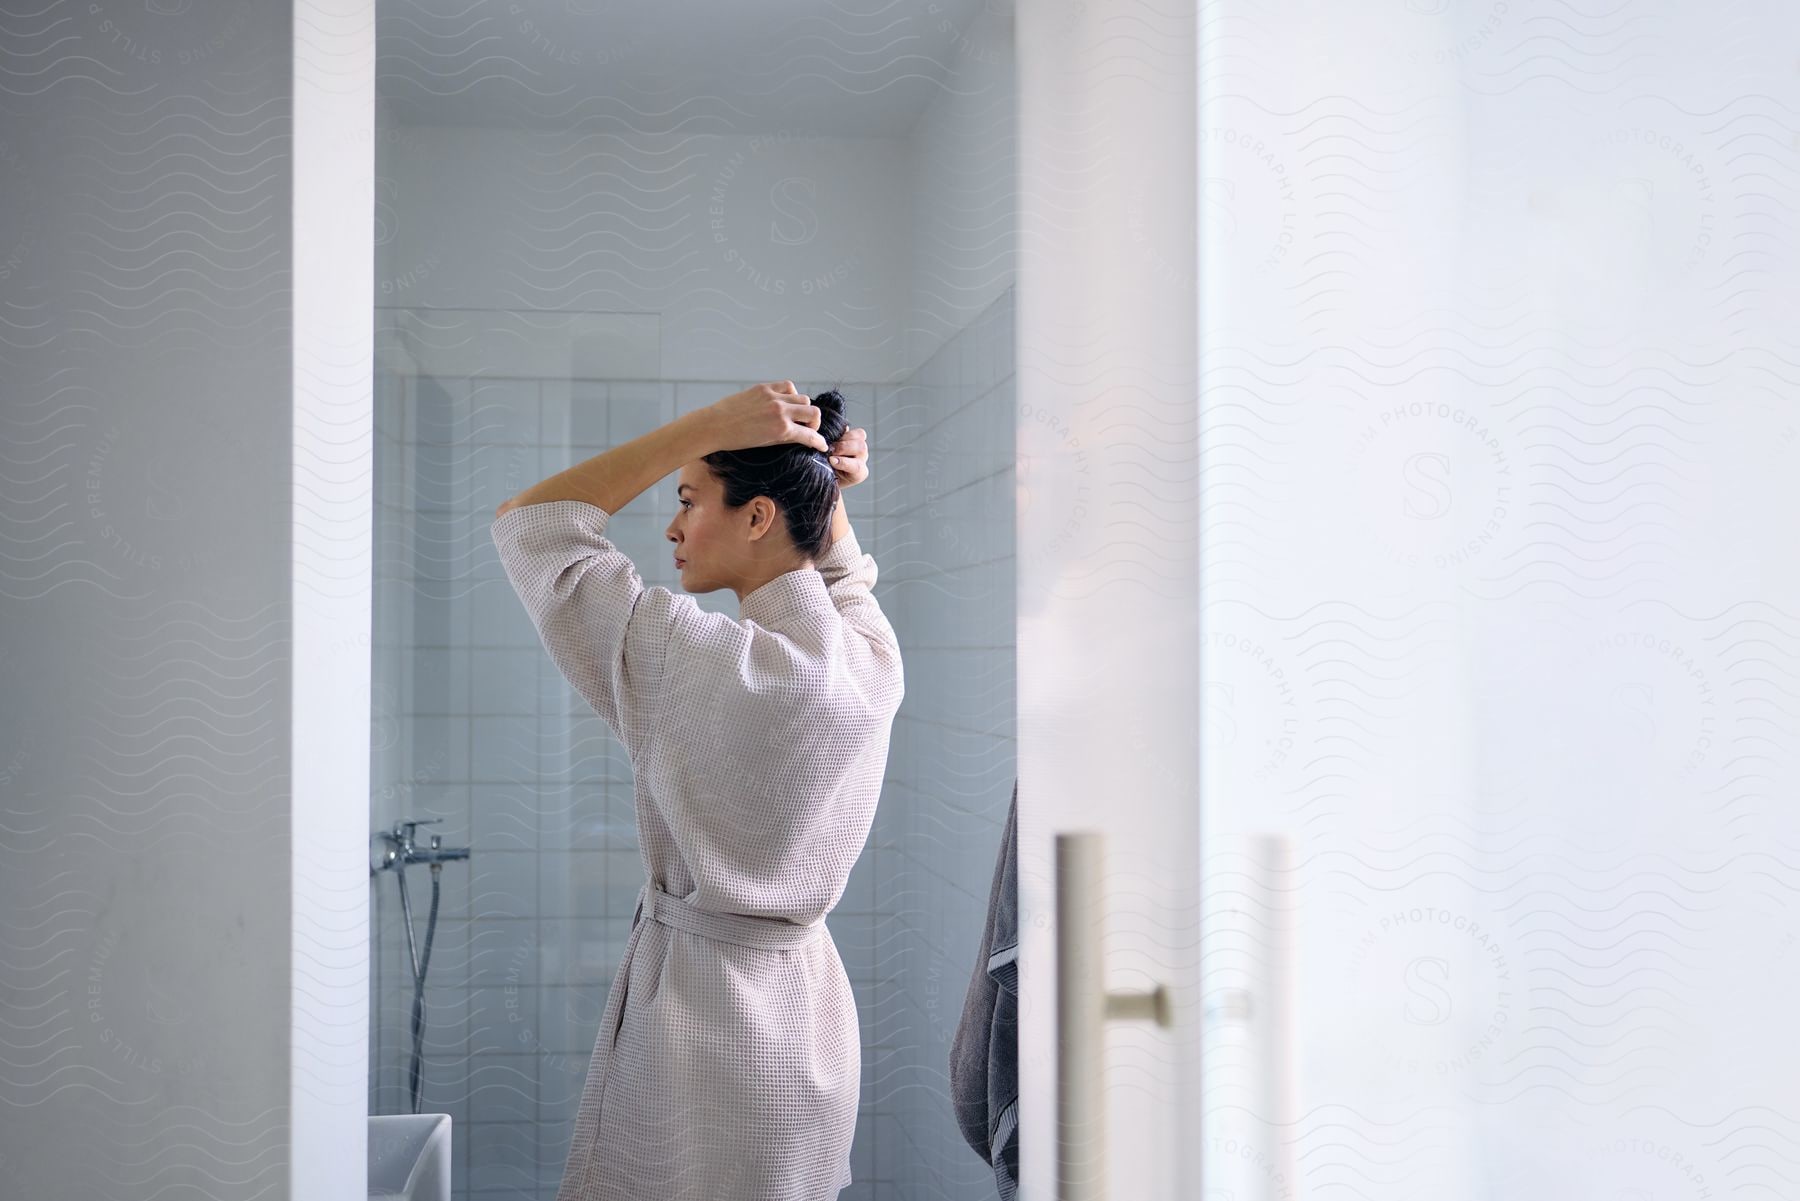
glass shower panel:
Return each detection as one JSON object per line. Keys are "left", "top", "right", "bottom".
{"left": 368, "top": 305, "right": 663, "bottom": 1197}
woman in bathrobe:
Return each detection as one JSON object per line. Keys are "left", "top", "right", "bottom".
{"left": 490, "top": 381, "right": 902, "bottom": 1201}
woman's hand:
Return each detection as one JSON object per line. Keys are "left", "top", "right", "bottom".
{"left": 827, "top": 426, "right": 869, "bottom": 489}
{"left": 706, "top": 381, "right": 831, "bottom": 454}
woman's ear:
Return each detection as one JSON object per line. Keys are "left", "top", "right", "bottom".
{"left": 746, "top": 496, "right": 779, "bottom": 541}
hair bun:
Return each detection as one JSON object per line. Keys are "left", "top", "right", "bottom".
{"left": 811, "top": 388, "right": 849, "bottom": 448}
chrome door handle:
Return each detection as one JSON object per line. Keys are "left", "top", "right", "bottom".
{"left": 1057, "top": 830, "right": 1173, "bottom": 1200}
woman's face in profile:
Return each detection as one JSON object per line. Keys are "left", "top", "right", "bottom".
{"left": 666, "top": 462, "right": 732, "bottom": 593}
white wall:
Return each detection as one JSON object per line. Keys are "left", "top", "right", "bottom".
{"left": 0, "top": 2, "right": 374, "bottom": 1199}
{"left": 378, "top": 123, "right": 914, "bottom": 385}
{"left": 903, "top": 0, "right": 1019, "bottom": 371}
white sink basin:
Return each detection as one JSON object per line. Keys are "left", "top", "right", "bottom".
{"left": 369, "top": 1113, "right": 452, "bottom": 1201}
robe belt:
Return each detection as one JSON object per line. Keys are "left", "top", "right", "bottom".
{"left": 633, "top": 880, "right": 826, "bottom": 951}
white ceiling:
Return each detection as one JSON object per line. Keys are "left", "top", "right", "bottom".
{"left": 377, "top": 0, "right": 1001, "bottom": 137}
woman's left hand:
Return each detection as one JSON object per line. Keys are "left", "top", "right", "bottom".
{"left": 706, "top": 381, "right": 832, "bottom": 453}
{"left": 828, "top": 427, "right": 869, "bottom": 489}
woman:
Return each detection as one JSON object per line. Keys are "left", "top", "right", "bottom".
{"left": 490, "top": 380, "right": 902, "bottom": 1201}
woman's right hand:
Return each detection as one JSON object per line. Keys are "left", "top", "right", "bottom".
{"left": 828, "top": 426, "right": 869, "bottom": 489}
{"left": 707, "top": 381, "right": 832, "bottom": 454}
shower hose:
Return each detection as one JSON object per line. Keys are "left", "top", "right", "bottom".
{"left": 393, "top": 859, "right": 443, "bottom": 1115}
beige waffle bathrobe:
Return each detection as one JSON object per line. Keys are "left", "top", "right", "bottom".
{"left": 491, "top": 499, "right": 904, "bottom": 1201}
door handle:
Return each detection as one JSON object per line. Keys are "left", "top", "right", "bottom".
{"left": 1057, "top": 830, "right": 1174, "bottom": 1200}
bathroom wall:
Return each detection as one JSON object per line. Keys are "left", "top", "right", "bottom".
{"left": 864, "top": 7, "right": 1020, "bottom": 1191}
{"left": 374, "top": 120, "right": 913, "bottom": 386}
{"left": 856, "top": 287, "right": 1017, "bottom": 1196}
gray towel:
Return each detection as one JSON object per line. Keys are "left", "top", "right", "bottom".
{"left": 949, "top": 779, "right": 1020, "bottom": 1198}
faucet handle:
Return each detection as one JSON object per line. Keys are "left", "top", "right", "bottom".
{"left": 393, "top": 817, "right": 443, "bottom": 843}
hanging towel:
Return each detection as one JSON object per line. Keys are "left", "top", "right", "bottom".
{"left": 949, "top": 778, "right": 1020, "bottom": 1198}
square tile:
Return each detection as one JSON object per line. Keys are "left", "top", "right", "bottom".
{"left": 413, "top": 374, "right": 471, "bottom": 446}
{"left": 469, "top": 442, "right": 542, "bottom": 513}
{"left": 465, "top": 1119, "right": 546, "bottom": 1192}
{"left": 537, "top": 1051, "right": 590, "bottom": 1127}
{"left": 375, "top": 367, "right": 407, "bottom": 442}
{"left": 469, "top": 985, "right": 537, "bottom": 1058}
{"left": 609, "top": 380, "right": 675, "bottom": 444}
{"left": 537, "top": 655, "right": 571, "bottom": 716}
{"left": 467, "top": 378, "right": 539, "bottom": 446}
{"left": 538, "top": 984, "right": 605, "bottom": 1057}
{"left": 470, "top": 715, "right": 541, "bottom": 784}
{"left": 470, "top": 575, "right": 541, "bottom": 649}
{"left": 374, "top": 908, "right": 470, "bottom": 986}
{"left": 465, "top": 1056, "right": 537, "bottom": 1124}
{"left": 469, "top": 919, "right": 539, "bottom": 989}
{"left": 411, "top": 648, "right": 471, "bottom": 716}
{"left": 872, "top": 1112, "right": 906, "bottom": 1180}
{"left": 409, "top": 575, "right": 469, "bottom": 647}
{"left": 840, "top": 851, "right": 875, "bottom": 914}
{"left": 568, "top": 380, "right": 607, "bottom": 447}
{"left": 606, "top": 847, "right": 644, "bottom": 912}
{"left": 405, "top": 508, "right": 465, "bottom": 582}
{"left": 541, "top": 377, "right": 571, "bottom": 448}
{"left": 538, "top": 849, "right": 606, "bottom": 919}
{"left": 538, "top": 916, "right": 626, "bottom": 988}
{"left": 471, "top": 648, "right": 537, "bottom": 716}
{"left": 408, "top": 442, "right": 467, "bottom": 510}
{"left": 468, "top": 848, "right": 537, "bottom": 920}
{"left": 538, "top": 780, "right": 618, "bottom": 852}
{"left": 406, "top": 714, "right": 470, "bottom": 786}
{"left": 560, "top": 712, "right": 632, "bottom": 785}
{"left": 471, "top": 784, "right": 538, "bottom": 852}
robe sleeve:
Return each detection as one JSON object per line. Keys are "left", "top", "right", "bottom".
{"left": 814, "top": 523, "right": 905, "bottom": 711}
{"left": 490, "top": 499, "right": 683, "bottom": 757}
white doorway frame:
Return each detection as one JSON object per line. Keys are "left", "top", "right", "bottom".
{"left": 291, "top": 1, "right": 376, "bottom": 1198}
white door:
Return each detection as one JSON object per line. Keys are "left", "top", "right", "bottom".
{"left": 1016, "top": 3, "right": 1202, "bottom": 1198}
{"left": 1021, "top": 2, "right": 1800, "bottom": 1198}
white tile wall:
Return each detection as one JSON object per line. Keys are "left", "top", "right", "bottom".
{"left": 859, "top": 286, "right": 1018, "bottom": 1198}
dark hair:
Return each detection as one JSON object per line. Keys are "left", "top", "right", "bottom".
{"left": 702, "top": 387, "right": 847, "bottom": 560}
